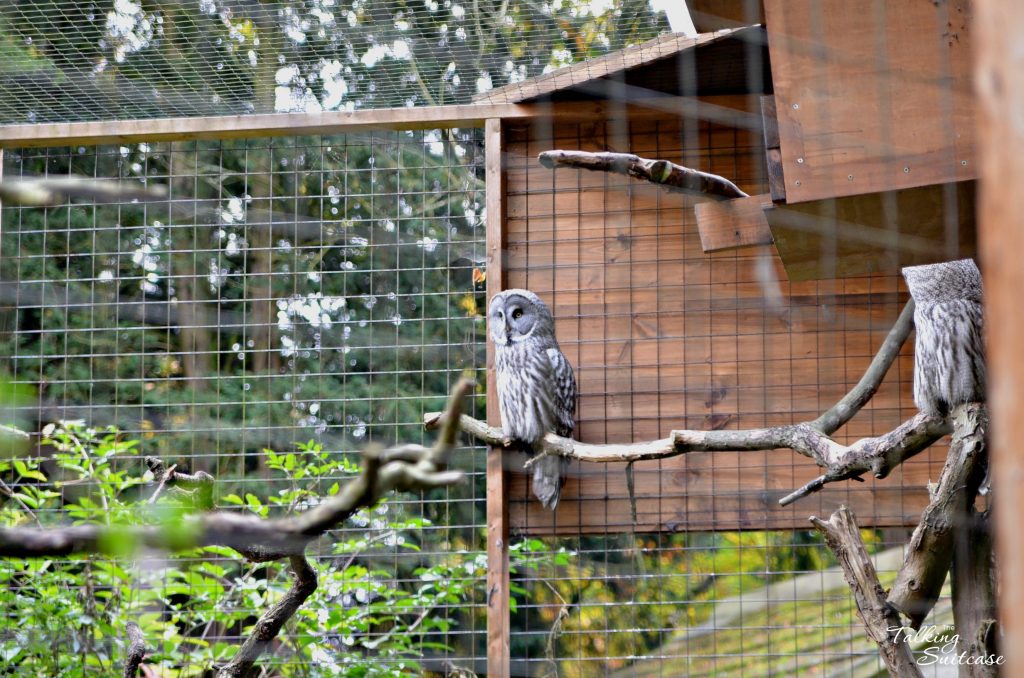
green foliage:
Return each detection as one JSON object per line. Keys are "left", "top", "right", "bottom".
{"left": 0, "top": 422, "right": 562, "bottom": 676}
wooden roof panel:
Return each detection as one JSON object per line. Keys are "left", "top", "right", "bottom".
{"left": 474, "top": 26, "right": 770, "bottom": 104}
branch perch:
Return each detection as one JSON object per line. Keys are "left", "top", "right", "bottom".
{"left": 216, "top": 555, "right": 317, "bottom": 678}
{"left": 810, "top": 506, "right": 923, "bottom": 677}
{"left": 122, "top": 622, "right": 147, "bottom": 678}
{"left": 538, "top": 150, "right": 749, "bottom": 200}
{"left": 0, "top": 378, "right": 472, "bottom": 560}
{"left": 888, "top": 402, "right": 989, "bottom": 629}
{"left": 426, "top": 301, "right": 944, "bottom": 506}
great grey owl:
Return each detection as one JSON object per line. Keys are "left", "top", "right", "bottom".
{"left": 902, "top": 259, "right": 986, "bottom": 417}
{"left": 489, "top": 289, "right": 577, "bottom": 510}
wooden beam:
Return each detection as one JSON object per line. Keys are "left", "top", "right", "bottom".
{"left": 0, "top": 98, "right": 741, "bottom": 148}
{"left": 976, "top": 0, "right": 1024, "bottom": 672}
{"left": 760, "top": 95, "right": 786, "bottom": 201}
{"left": 0, "top": 104, "right": 522, "bottom": 148}
{"left": 695, "top": 193, "right": 774, "bottom": 251}
{"left": 484, "top": 118, "right": 511, "bottom": 678}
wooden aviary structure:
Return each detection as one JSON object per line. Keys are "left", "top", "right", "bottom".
{"left": 466, "top": 1, "right": 990, "bottom": 674}
{"left": 0, "top": 0, "right": 1003, "bottom": 675}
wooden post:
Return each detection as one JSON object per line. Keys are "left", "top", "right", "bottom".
{"left": 975, "top": 0, "right": 1024, "bottom": 672}
{"left": 484, "top": 118, "right": 511, "bottom": 677}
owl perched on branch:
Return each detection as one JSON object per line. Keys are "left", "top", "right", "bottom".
{"left": 902, "top": 259, "right": 986, "bottom": 417}
{"left": 488, "top": 289, "right": 577, "bottom": 510}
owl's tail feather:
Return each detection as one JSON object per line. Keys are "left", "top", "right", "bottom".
{"left": 531, "top": 454, "right": 567, "bottom": 510}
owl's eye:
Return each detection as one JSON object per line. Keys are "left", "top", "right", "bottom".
{"left": 511, "top": 309, "right": 523, "bottom": 320}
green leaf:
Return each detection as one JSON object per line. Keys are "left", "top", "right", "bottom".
{"left": 13, "top": 459, "right": 46, "bottom": 482}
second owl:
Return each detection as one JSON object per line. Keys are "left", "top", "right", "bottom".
{"left": 488, "top": 289, "right": 577, "bottom": 509}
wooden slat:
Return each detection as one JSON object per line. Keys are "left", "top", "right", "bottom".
{"left": 763, "top": 0, "right": 976, "bottom": 203}
{"left": 688, "top": 0, "right": 767, "bottom": 32}
{"left": 976, "top": 0, "right": 1024, "bottom": 670}
{"left": 766, "top": 181, "right": 977, "bottom": 281}
{"left": 695, "top": 193, "right": 774, "bottom": 251}
{"left": 483, "top": 119, "right": 510, "bottom": 678}
{"left": 760, "top": 95, "right": 787, "bottom": 201}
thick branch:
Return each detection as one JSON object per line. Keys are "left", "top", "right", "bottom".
{"left": 810, "top": 506, "right": 923, "bottom": 678}
{"left": 951, "top": 509, "right": 999, "bottom": 677}
{"left": 0, "top": 379, "right": 473, "bottom": 560}
{"left": 122, "top": 622, "right": 147, "bottom": 678}
{"left": 538, "top": 150, "right": 748, "bottom": 200}
{"left": 889, "top": 403, "right": 989, "bottom": 630}
{"left": 0, "top": 423, "right": 30, "bottom": 456}
{"left": 216, "top": 555, "right": 317, "bottom": 678}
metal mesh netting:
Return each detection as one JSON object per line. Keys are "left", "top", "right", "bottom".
{"left": 0, "top": 0, "right": 667, "bottom": 124}
{"left": 0, "top": 132, "right": 495, "bottom": 674}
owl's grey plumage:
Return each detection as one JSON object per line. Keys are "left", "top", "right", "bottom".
{"left": 902, "top": 259, "right": 986, "bottom": 417}
{"left": 489, "top": 289, "right": 576, "bottom": 509}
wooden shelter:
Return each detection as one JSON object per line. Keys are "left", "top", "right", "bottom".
{"left": 478, "top": 0, "right": 976, "bottom": 542}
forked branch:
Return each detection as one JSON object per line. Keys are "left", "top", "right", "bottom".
{"left": 888, "top": 403, "right": 989, "bottom": 629}
{"left": 0, "top": 378, "right": 472, "bottom": 560}
{"left": 811, "top": 506, "right": 923, "bottom": 677}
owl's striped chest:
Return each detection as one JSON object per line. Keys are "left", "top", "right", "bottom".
{"left": 494, "top": 340, "right": 555, "bottom": 444}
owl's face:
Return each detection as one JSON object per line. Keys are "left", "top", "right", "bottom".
{"left": 488, "top": 289, "right": 553, "bottom": 347}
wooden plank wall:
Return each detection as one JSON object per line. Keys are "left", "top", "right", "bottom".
{"left": 763, "top": 0, "right": 975, "bottom": 204}
{"left": 502, "top": 110, "right": 948, "bottom": 535}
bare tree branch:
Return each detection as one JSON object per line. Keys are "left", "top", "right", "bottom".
{"left": 810, "top": 506, "right": 923, "bottom": 678}
{"left": 889, "top": 403, "right": 989, "bottom": 630}
{"left": 0, "top": 379, "right": 473, "bottom": 561}
{"left": 808, "top": 299, "right": 916, "bottom": 434}
{"left": 951, "top": 509, "right": 999, "bottom": 677}
{"left": 122, "top": 622, "right": 147, "bottom": 678}
{"left": 216, "top": 555, "right": 317, "bottom": 678}
{"left": 537, "top": 150, "right": 749, "bottom": 200}
{"left": 0, "top": 379, "right": 474, "bottom": 677}
{"left": 427, "top": 411, "right": 947, "bottom": 506}
{"left": 0, "top": 177, "right": 167, "bottom": 207}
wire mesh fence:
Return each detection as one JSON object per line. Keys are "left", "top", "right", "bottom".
{"left": 0, "top": 131, "right": 498, "bottom": 674}
{"left": 0, "top": 1, "right": 986, "bottom": 677}
{"left": 0, "top": 0, "right": 667, "bottom": 124}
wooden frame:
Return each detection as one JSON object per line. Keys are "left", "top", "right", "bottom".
{"left": 483, "top": 119, "right": 511, "bottom": 678}
{"left": 976, "top": 0, "right": 1023, "bottom": 671}
{"left": 0, "top": 99, "right": 717, "bottom": 148}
